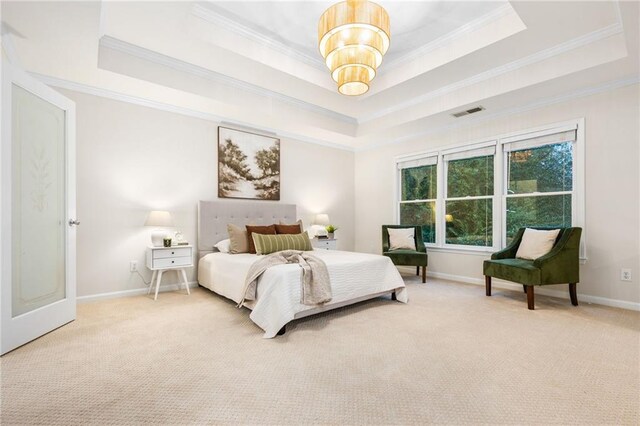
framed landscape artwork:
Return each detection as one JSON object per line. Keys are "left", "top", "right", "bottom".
{"left": 217, "top": 126, "right": 280, "bottom": 200}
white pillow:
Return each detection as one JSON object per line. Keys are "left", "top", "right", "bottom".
{"left": 515, "top": 228, "right": 561, "bottom": 260}
{"left": 388, "top": 228, "right": 416, "bottom": 251}
{"left": 214, "top": 238, "right": 231, "bottom": 253}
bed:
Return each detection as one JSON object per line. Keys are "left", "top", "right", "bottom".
{"left": 197, "top": 200, "right": 408, "bottom": 338}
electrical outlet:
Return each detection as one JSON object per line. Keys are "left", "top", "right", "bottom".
{"left": 130, "top": 261, "right": 138, "bottom": 272}
{"left": 621, "top": 268, "right": 632, "bottom": 282}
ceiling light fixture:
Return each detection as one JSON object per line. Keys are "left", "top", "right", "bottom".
{"left": 318, "top": 0, "right": 390, "bottom": 96}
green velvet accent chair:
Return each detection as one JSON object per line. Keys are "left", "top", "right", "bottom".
{"left": 382, "top": 225, "right": 428, "bottom": 283}
{"left": 483, "top": 227, "right": 582, "bottom": 310}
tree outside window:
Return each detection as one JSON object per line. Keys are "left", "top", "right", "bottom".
{"left": 505, "top": 142, "right": 573, "bottom": 242}
{"left": 445, "top": 155, "right": 494, "bottom": 247}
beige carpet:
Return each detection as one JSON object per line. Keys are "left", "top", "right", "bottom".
{"left": 1, "top": 276, "right": 639, "bottom": 425}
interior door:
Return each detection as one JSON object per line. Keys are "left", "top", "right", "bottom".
{"left": 1, "top": 62, "right": 77, "bottom": 355}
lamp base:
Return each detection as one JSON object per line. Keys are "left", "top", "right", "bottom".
{"left": 150, "top": 230, "right": 167, "bottom": 247}
{"left": 310, "top": 225, "right": 328, "bottom": 238}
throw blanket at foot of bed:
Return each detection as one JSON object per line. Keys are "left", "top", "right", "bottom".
{"left": 242, "top": 250, "right": 332, "bottom": 306}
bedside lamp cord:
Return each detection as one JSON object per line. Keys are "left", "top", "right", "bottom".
{"left": 134, "top": 270, "right": 151, "bottom": 286}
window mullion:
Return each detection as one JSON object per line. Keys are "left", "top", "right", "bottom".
{"left": 400, "top": 199, "right": 436, "bottom": 204}
{"left": 505, "top": 191, "right": 573, "bottom": 198}
{"left": 493, "top": 142, "right": 502, "bottom": 250}
{"left": 437, "top": 154, "right": 445, "bottom": 247}
{"left": 445, "top": 195, "right": 494, "bottom": 201}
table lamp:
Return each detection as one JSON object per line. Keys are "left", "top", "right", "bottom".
{"left": 144, "top": 210, "right": 174, "bottom": 247}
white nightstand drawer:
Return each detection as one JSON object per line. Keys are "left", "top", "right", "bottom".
{"left": 312, "top": 239, "right": 337, "bottom": 250}
{"left": 153, "top": 256, "right": 192, "bottom": 268}
{"left": 153, "top": 247, "right": 191, "bottom": 259}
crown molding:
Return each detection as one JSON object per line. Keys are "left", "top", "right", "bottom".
{"left": 191, "top": 3, "right": 326, "bottom": 71}
{"left": 381, "top": 3, "right": 517, "bottom": 73}
{"left": 99, "top": 36, "right": 356, "bottom": 125}
{"left": 359, "top": 18, "right": 625, "bottom": 124}
{"left": 1, "top": 33, "right": 21, "bottom": 68}
{"left": 32, "top": 72, "right": 356, "bottom": 152}
{"left": 30, "top": 72, "right": 638, "bottom": 156}
{"left": 355, "top": 75, "right": 639, "bottom": 152}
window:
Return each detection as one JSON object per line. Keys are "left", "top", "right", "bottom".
{"left": 444, "top": 146, "right": 495, "bottom": 247}
{"left": 395, "top": 120, "right": 584, "bottom": 256}
{"left": 398, "top": 156, "right": 437, "bottom": 243}
{"left": 503, "top": 129, "right": 575, "bottom": 243}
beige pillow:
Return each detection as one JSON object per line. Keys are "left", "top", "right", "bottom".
{"left": 227, "top": 224, "right": 249, "bottom": 254}
{"left": 388, "top": 227, "right": 416, "bottom": 251}
{"left": 515, "top": 228, "right": 561, "bottom": 260}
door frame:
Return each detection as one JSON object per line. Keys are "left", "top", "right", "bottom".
{"left": 1, "top": 61, "right": 77, "bottom": 355}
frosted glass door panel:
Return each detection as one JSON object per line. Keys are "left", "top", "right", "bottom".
{"left": 12, "top": 85, "right": 66, "bottom": 317}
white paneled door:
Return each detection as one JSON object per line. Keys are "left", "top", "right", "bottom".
{"left": 1, "top": 62, "right": 76, "bottom": 355}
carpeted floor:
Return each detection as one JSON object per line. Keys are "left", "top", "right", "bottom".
{"left": 1, "top": 275, "right": 639, "bottom": 425}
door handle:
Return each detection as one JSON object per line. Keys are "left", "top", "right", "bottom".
{"left": 68, "top": 219, "right": 81, "bottom": 226}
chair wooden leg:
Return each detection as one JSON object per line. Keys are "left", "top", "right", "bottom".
{"left": 485, "top": 276, "right": 491, "bottom": 296}
{"left": 523, "top": 285, "right": 527, "bottom": 294}
{"left": 569, "top": 283, "right": 578, "bottom": 306}
{"left": 416, "top": 266, "right": 419, "bottom": 276}
{"left": 526, "top": 286, "right": 534, "bottom": 310}
{"left": 421, "top": 266, "right": 426, "bottom": 283}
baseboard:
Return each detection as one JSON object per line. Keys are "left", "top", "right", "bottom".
{"left": 79, "top": 271, "right": 640, "bottom": 312}
{"left": 396, "top": 266, "right": 640, "bottom": 311}
{"left": 77, "top": 281, "right": 199, "bottom": 303}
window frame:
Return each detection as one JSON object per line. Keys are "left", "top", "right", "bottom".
{"left": 396, "top": 153, "right": 438, "bottom": 245}
{"left": 500, "top": 123, "right": 584, "bottom": 257}
{"left": 441, "top": 143, "right": 498, "bottom": 251}
{"left": 395, "top": 118, "right": 586, "bottom": 259}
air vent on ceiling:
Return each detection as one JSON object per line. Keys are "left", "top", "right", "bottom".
{"left": 452, "top": 106, "right": 485, "bottom": 118}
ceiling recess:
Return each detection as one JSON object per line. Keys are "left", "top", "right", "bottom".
{"left": 452, "top": 106, "right": 485, "bottom": 118}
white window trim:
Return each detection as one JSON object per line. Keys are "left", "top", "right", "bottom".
{"left": 394, "top": 118, "right": 586, "bottom": 260}
{"left": 574, "top": 118, "right": 587, "bottom": 259}
{"left": 397, "top": 156, "right": 437, "bottom": 169}
{"left": 501, "top": 123, "right": 577, "bottom": 145}
{"left": 440, "top": 140, "right": 496, "bottom": 156}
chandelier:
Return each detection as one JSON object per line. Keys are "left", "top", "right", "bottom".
{"left": 318, "top": 0, "right": 390, "bottom": 96}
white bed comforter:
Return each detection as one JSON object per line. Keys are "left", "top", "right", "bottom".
{"left": 198, "top": 249, "right": 408, "bottom": 338}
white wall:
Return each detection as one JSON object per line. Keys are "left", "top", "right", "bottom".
{"left": 354, "top": 84, "right": 640, "bottom": 306}
{"left": 64, "top": 90, "right": 354, "bottom": 298}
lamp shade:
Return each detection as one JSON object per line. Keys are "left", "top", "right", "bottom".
{"left": 144, "top": 210, "right": 174, "bottom": 227}
{"left": 318, "top": 0, "right": 390, "bottom": 95}
{"left": 314, "top": 213, "right": 330, "bottom": 226}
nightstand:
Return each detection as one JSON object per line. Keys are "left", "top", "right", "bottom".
{"left": 312, "top": 238, "right": 337, "bottom": 250}
{"left": 146, "top": 245, "right": 193, "bottom": 300}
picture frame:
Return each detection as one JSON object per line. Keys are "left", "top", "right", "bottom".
{"left": 217, "top": 126, "right": 280, "bottom": 201}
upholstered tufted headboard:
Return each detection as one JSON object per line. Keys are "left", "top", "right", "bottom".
{"left": 197, "top": 200, "right": 297, "bottom": 257}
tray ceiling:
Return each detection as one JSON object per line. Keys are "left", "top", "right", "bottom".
{"left": 202, "top": 1, "right": 509, "bottom": 69}
{"left": 1, "top": 1, "right": 638, "bottom": 150}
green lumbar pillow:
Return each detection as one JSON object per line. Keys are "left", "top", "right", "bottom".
{"left": 252, "top": 231, "right": 313, "bottom": 255}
